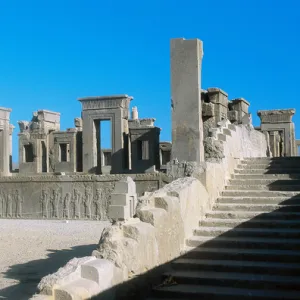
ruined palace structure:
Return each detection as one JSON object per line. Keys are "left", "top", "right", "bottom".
{"left": 0, "top": 38, "right": 298, "bottom": 220}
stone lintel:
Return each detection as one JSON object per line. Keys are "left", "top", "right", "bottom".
{"left": 0, "top": 107, "right": 12, "bottom": 112}
{"left": 160, "top": 142, "right": 172, "bottom": 151}
{"left": 207, "top": 87, "right": 228, "bottom": 97}
{"left": 257, "top": 109, "right": 295, "bottom": 123}
{"left": 37, "top": 110, "right": 61, "bottom": 123}
{"left": 257, "top": 109, "right": 295, "bottom": 116}
{"left": 101, "top": 148, "right": 112, "bottom": 153}
{"left": 129, "top": 118, "right": 156, "bottom": 128}
{"left": 78, "top": 95, "right": 133, "bottom": 110}
{"left": 130, "top": 127, "right": 161, "bottom": 135}
{"left": 53, "top": 130, "right": 77, "bottom": 135}
{"left": 0, "top": 107, "right": 12, "bottom": 121}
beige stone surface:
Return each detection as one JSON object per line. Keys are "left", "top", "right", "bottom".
{"left": 0, "top": 219, "right": 109, "bottom": 300}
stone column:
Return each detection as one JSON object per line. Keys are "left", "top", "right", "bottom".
{"left": 131, "top": 107, "right": 138, "bottom": 120}
{"left": 0, "top": 107, "right": 12, "bottom": 176}
{"left": 171, "top": 38, "right": 204, "bottom": 163}
{"left": 9, "top": 125, "right": 14, "bottom": 172}
{"left": 269, "top": 131, "right": 277, "bottom": 157}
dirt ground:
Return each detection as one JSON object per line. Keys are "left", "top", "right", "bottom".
{"left": 0, "top": 219, "right": 109, "bottom": 300}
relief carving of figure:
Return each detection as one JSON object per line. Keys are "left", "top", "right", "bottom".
{"left": 0, "top": 192, "right": 4, "bottom": 217}
{"left": 63, "top": 192, "right": 72, "bottom": 219}
{"left": 93, "top": 188, "right": 107, "bottom": 220}
{"left": 15, "top": 190, "right": 23, "bottom": 218}
{"left": 6, "top": 192, "right": 13, "bottom": 218}
{"left": 51, "top": 189, "right": 61, "bottom": 218}
{"left": 73, "top": 189, "right": 82, "bottom": 219}
{"left": 41, "top": 189, "right": 50, "bottom": 218}
{"left": 84, "top": 186, "right": 93, "bottom": 219}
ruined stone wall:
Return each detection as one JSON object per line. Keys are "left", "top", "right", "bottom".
{"left": 0, "top": 174, "right": 169, "bottom": 220}
{"left": 205, "top": 122, "right": 268, "bottom": 206}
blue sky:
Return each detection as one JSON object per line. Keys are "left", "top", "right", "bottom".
{"left": 1, "top": 0, "right": 300, "bottom": 162}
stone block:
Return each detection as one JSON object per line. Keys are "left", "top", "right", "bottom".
{"left": 222, "top": 128, "right": 232, "bottom": 136}
{"left": 114, "top": 177, "right": 136, "bottom": 194}
{"left": 108, "top": 204, "right": 130, "bottom": 220}
{"left": 202, "top": 102, "right": 215, "bottom": 117}
{"left": 154, "top": 195, "right": 179, "bottom": 212}
{"left": 53, "top": 278, "right": 99, "bottom": 300}
{"left": 81, "top": 259, "right": 114, "bottom": 286}
{"left": 228, "top": 110, "right": 238, "bottom": 123}
{"left": 218, "top": 133, "right": 227, "bottom": 142}
{"left": 228, "top": 124, "right": 236, "bottom": 131}
{"left": 38, "top": 256, "right": 95, "bottom": 295}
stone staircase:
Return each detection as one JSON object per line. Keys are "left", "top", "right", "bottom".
{"left": 149, "top": 157, "right": 300, "bottom": 299}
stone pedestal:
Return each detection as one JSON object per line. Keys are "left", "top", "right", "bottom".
{"left": 171, "top": 38, "right": 204, "bottom": 163}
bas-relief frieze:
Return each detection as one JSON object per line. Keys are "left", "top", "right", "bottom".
{"left": 0, "top": 189, "right": 23, "bottom": 218}
{"left": 0, "top": 174, "right": 169, "bottom": 220}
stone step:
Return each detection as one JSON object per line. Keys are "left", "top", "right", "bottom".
{"left": 150, "top": 284, "right": 300, "bottom": 299}
{"left": 182, "top": 246, "right": 300, "bottom": 263}
{"left": 229, "top": 179, "right": 300, "bottom": 185}
{"left": 222, "top": 190, "right": 300, "bottom": 197}
{"left": 206, "top": 210, "right": 300, "bottom": 220}
{"left": 193, "top": 226, "right": 300, "bottom": 239}
{"left": 243, "top": 157, "right": 300, "bottom": 162}
{"left": 214, "top": 203, "right": 300, "bottom": 212}
{"left": 217, "top": 197, "right": 300, "bottom": 205}
{"left": 235, "top": 169, "right": 300, "bottom": 174}
{"left": 172, "top": 258, "right": 300, "bottom": 276}
{"left": 186, "top": 235, "right": 300, "bottom": 250}
{"left": 226, "top": 184, "right": 300, "bottom": 191}
{"left": 201, "top": 218, "right": 300, "bottom": 229}
{"left": 240, "top": 164, "right": 300, "bottom": 169}
{"left": 233, "top": 174, "right": 300, "bottom": 180}
{"left": 161, "top": 270, "right": 300, "bottom": 290}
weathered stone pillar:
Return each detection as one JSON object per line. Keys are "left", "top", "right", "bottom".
{"left": 230, "top": 98, "right": 250, "bottom": 124}
{"left": 0, "top": 107, "right": 12, "bottom": 176}
{"left": 269, "top": 131, "right": 277, "bottom": 157}
{"left": 9, "top": 124, "right": 14, "bottom": 172}
{"left": 171, "top": 38, "right": 204, "bottom": 163}
{"left": 131, "top": 107, "right": 138, "bottom": 120}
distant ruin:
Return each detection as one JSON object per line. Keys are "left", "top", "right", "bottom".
{"left": 0, "top": 38, "right": 298, "bottom": 223}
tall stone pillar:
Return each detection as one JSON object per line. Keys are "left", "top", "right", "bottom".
{"left": 171, "top": 38, "right": 204, "bottom": 163}
{"left": 0, "top": 107, "right": 12, "bottom": 176}
{"left": 9, "top": 124, "right": 14, "bottom": 172}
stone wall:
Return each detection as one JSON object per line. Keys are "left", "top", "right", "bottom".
{"left": 0, "top": 174, "right": 170, "bottom": 220}
{"left": 204, "top": 121, "right": 268, "bottom": 206}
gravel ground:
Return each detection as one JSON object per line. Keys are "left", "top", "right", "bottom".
{"left": 0, "top": 219, "right": 110, "bottom": 300}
